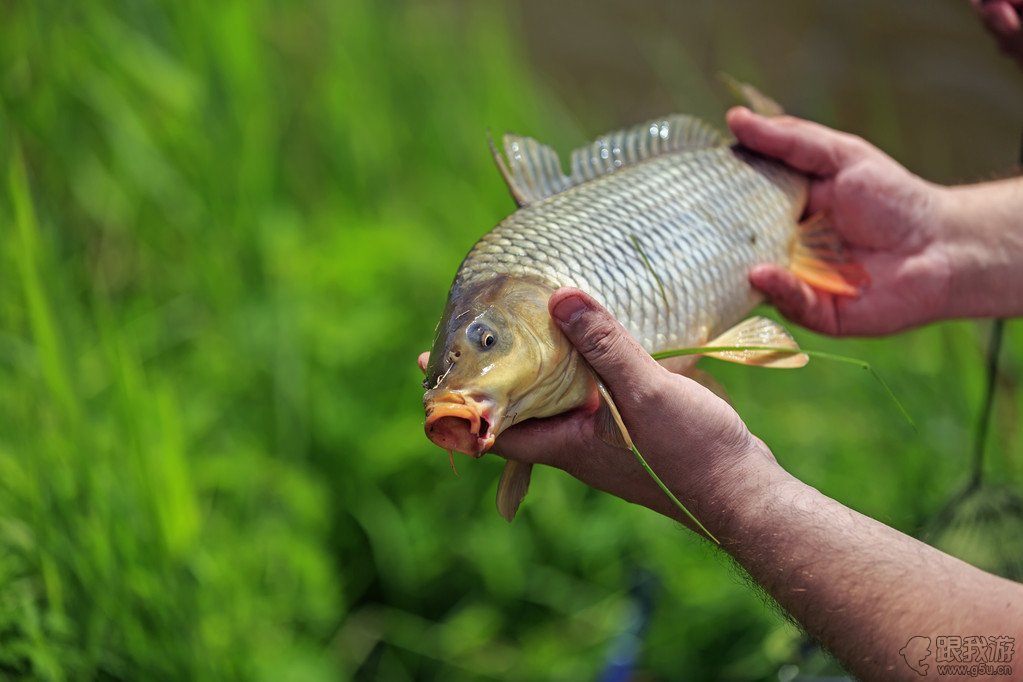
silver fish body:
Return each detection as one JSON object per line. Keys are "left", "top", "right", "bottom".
{"left": 424, "top": 106, "right": 863, "bottom": 521}
{"left": 451, "top": 143, "right": 805, "bottom": 352}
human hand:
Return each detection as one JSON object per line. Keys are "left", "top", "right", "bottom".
{"left": 421, "top": 287, "right": 777, "bottom": 530}
{"left": 970, "top": 0, "right": 1023, "bottom": 65}
{"left": 727, "top": 107, "right": 953, "bottom": 336}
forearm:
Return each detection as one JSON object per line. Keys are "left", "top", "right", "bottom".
{"left": 692, "top": 446, "right": 1023, "bottom": 681}
{"left": 938, "top": 177, "right": 1023, "bottom": 320}
{"left": 498, "top": 286, "right": 1022, "bottom": 680}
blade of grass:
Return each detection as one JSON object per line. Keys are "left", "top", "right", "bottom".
{"left": 628, "top": 234, "right": 670, "bottom": 309}
{"left": 10, "top": 143, "right": 79, "bottom": 426}
{"left": 629, "top": 442, "right": 719, "bottom": 544}
{"left": 595, "top": 378, "right": 719, "bottom": 543}
{"left": 652, "top": 344, "right": 916, "bottom": 430}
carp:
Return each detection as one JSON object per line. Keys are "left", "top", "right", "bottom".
{"left": 423, "top": 87, "right": 865, "bottom": 520}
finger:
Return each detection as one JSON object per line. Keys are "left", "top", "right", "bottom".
{"left": 493, "top": 410, "right": 588, "bottom": 467}
{"left": 493, "top": 412, "right": 675, "bottom": 517}
{"left": 973, "top": 0, "right": 1023, "bottom": 11}
{"left": 982, "top": 2, "right": 1023, "bottom": 32}
{"left": 726, "top": 107, "right": 869, "bottom": 177}
{"left": 749, "top": 264, "right": 839, "bottom": 335}
{"left": 418, "top": 352, "right": 429, "bottom": 374}
{"left": 548, "top": 288, "right": 662, "bottom": 386}
{"left": 805, "top": 177, "right": 835, "bottom": 217}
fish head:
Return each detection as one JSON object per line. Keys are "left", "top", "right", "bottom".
{"left": 423, "top": 277, "right": 593, "bottom": 457}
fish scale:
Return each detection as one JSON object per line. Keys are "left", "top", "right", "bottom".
{"left": 454, "top": 144, "right": 805, "bottom": 351}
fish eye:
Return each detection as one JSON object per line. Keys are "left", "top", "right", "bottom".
{"left": 467, "top": 321, "right": 498, "bottom": 350}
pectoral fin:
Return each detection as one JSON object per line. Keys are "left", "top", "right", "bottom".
{"left": 496, "top": 460, "right": 534, "bottom": 522}
{"left": 702, "top": 316, "right": 809, "bottom": 368}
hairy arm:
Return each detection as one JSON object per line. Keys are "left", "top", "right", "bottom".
{"left": 719, "top": 454, "right": 1022, "bottom": 681}
{"left": 489, "top": 290, "right": 1023, "bottom": 681}
{"left": 940, "top": 178, "right": 1023, "bottom": 319}
{"left": 419, "top": 110, "right": 1023, "bottom": 679}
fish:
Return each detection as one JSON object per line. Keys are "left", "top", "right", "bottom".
{"left": 422, "top": 85, "right": 866, "bottom": 521}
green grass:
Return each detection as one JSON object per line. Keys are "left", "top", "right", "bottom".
{"left": 1, "top": 1, "right": 1021, "bottom": 680}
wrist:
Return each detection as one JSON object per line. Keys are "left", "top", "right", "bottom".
{"left": 936, "top": 180, "right": 1023, "bottom": 320}
{"left": 676, "top": 435, "right": 792, "bottom": 539}
{"left": 706, "top": 446, "right": 819, "bottom": 553}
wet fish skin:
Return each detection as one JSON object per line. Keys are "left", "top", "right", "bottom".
{"left": 423, "top": 82, "right": 871, "bottom": 519}
{"left": 450, "top": 143, "right": 806, "bottom": 355}
{"left": 423, "top": 93, "right": 865, "bottom": 521}
{"left": 423, "top": 106, "right": 863, "bottom": 463}
{"left": 423, "top": 118, "right": 809, "bottom": 460}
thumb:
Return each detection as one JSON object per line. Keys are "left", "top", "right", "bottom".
{"left": 549, "top": 288, "right": 662, "bottom": 385}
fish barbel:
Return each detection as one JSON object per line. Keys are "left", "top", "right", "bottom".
{"left": 423, "top": 89, "right": 866, "bottom": 520}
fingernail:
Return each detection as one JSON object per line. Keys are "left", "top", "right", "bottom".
{"left": 552, "top": 295, "right": 589, "bottom": 325}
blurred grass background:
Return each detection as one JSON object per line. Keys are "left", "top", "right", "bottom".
{"left": 1, "top": 0, "right": 1022, "bottom": 680}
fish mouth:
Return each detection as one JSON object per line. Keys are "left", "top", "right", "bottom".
{"left": 424, "top": 391, "right": 500, "bottom": 457}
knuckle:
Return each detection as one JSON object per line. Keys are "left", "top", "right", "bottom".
{"left": 838, "top": 132, "right": 872, "bottom": 160}
{"left": 576, "top": 318, "right": 625, "bottom": 363}
{"left": 645, "top": 372, "right": 676, "bottom": 407}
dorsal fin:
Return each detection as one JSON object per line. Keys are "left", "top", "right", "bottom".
{"left": 569, "top": 115, "right": 727, "bottom": 184}
{"left": 489, "top": 133, "right": 571, "bottom": 207}
{"left": 719, "top": 73, "right": 785, "bottom": 117}
{"left": 490, "top": 115, "right": 727, "bottom": 207}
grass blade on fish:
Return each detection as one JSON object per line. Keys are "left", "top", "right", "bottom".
{"left": 653, "top": 344, "right": 916, "bottom": 430}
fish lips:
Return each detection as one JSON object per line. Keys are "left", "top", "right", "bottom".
{"left": 424, "top": 392, "right": 501, "bottom": 457}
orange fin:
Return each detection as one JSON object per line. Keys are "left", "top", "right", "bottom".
{"left": 703, "top": 316, "right": 808, "bottom": 368}
{"left": 496, "top": 460, "right": 533, "bottom": 522}
{"left": 790, "top": 212, "right": 869, "bottom": 296}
